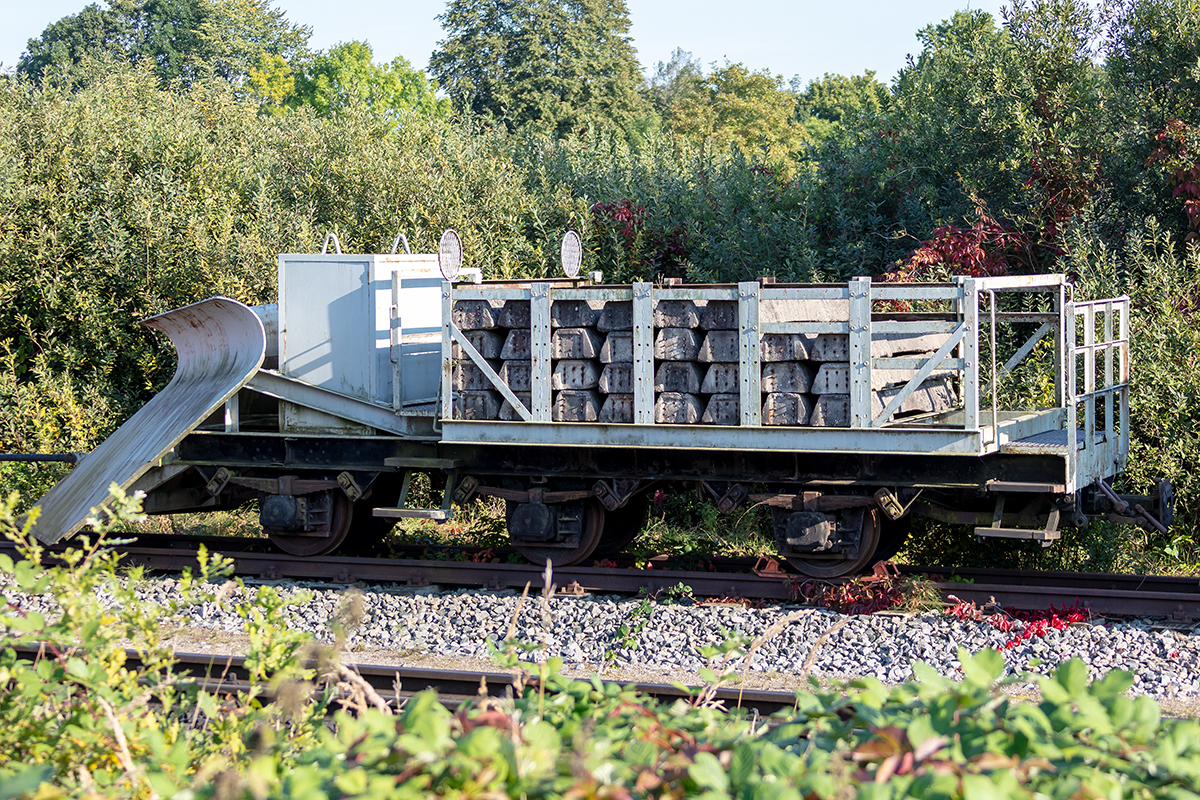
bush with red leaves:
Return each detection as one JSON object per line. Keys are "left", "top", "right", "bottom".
{"left": 888, "top": 206, "right": 1025, "bottom": 282}
{"left": 1147, "top": 119, "right": 1200, "bottom": 246}
{"left": 946, "top": 595, "right": 1090, "bottom": 650}
{"left": 590, "top": 200, "right": 688, "bottom": 278}
{"left": 591, "top": 199, "right": 646, "bottom": 249}
{"left": 892, "top": 100, "right": 1102, "bottom": 284}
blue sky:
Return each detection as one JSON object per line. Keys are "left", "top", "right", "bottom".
{"left": 1, "top": 0, "right": 1008, "bottom": 86}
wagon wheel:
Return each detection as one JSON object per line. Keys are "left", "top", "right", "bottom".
{"left": 268, "top": 491, "right": 353, "bottom": 557}
{"left": 785, "top": 508, "right": 882, "bottom": 579}
{"left": 592, "top": 495, "right": 650, "bottom": 558}
{"left": 871, "top": 515, "right": 913, "bottom": 564}
{"left": 509, "top": 498, "right": 607, "bottom": 567}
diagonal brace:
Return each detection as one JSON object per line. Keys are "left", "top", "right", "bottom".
{"left": 872, "top": 323, "right": 967, "bottom": 427}
{"left": 449, "top": 322, "right": 531, "bottom": 421}
{"left": 998, "top": 322, "right": 1052, "bottom": 381}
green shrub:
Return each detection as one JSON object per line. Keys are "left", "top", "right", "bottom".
{"left": 1068, "top": 219, "right": 1200, "bottom": 540}
{"left": 10, "top": 490, "right": 1200, "bottom": 799}
{"left": 0, "top": 487, "right": 328, "bottom": 797}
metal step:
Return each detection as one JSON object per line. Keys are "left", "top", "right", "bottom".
{"left": 383, "top": 457, "right": 465, "bottom": 470}
{"left": 372, "top": 508, "right": 453, "bottom": 521}
{"left": 975, "top": 504, "right": 1060, "bottom": 546}
{"left": 986, "top": 480, "right": 1066, "bottom": 494}
{"left": 1000, "top": 429, "right": 1070, "bottom": 455}
{"left": 1000, "top": 429, "right": 1107, "bottom": 455}
{"left": 972, "top": 527, "right": 1061, "bottom": 542}
{"left": 373, "top": 462, "right": 462, "bottom": 523}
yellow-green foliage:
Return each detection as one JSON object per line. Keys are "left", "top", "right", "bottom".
{"left": 0, "top": 487, "right": 328, "bottom": 797}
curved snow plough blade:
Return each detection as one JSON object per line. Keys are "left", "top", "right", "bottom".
{"left": 30, "top": 297, "right": 265, "bottom": 544}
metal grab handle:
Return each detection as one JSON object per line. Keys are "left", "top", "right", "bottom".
{"left": 0, "top": 452, "right": 82, "bottom": 464}
{"left": 391, "top": 233, "right": 411, "bottom": 254}
{"left": 989, "top": 289, "right": 998, "bottom": 445}
{"left": 321, "top": 233, "right": 342, "bottom": 254}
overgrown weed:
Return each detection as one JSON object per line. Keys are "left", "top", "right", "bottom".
{"left": 131, "top": 507, "right": 266, "bottom": 539}
{"left": 631, "top": 491, "right": 775, "bottom": 560}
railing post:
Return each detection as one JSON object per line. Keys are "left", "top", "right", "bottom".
{"left": 632, "top": 282, "right": 654, "bottom": 425}
{"left": 849, "top": 277, "right": 871, "bottom": 428}
{"left": 1083, "top": 302, "right": 1096, "bottom": 481}
{"left": 1104, "top": 300, "right": 1114, "bottom": 439}
{"left": 1055, "top": 283, "right": 1067, "bottom": 408}
{"left": 961, "top": 278, "right": 979, "bottom": 431}
{"left": 530, "top": 282, "right": 552, "bottom": 421}
{"left": 1119, "top": 298, "right": 1130, "bottom": 466}
{"left": 391, "top": 273, "right": 403, "bottom": 411}
{"left": 738, "top": 281, "right": 761, "bottom": 427}
{"left": 1065, "top": 301, "right": 1078, "bottom": 492}
{"left": 988, "top": 288, "right": 998, "bottom": 442}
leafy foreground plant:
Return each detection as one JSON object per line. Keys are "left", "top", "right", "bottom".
{"left": 5, "top": 492, "right": 1200, "bottom": 799}
{"left": 185, "top": 650, "right": 1200, "bottom": 800}
{"left": 0, "top": 487, "right": 329, "bottom": 798}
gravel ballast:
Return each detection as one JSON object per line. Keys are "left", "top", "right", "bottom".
{"left": 6, "top": 575, "right": 1200, "bottom": 700}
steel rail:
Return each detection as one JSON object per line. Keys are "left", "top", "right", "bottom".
{"left": 9, "top": 645, "right": 801, "bottom": 716}
{"left": 5, "top": 538, "right": 1200, "bottom": 620}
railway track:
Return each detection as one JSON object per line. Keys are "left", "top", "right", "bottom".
{"left": 9, "top": 644, "right": 802, "bottom": 716}
{"left": 6, "top": 533, "right": 1200, "bottom": 621}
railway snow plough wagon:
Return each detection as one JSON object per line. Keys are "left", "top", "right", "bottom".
{"left": 25, "top": 233, "right": 1167, "bottom": 576}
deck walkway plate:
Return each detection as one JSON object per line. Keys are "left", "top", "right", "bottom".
{"left": 1000, "top": 429, "right": 1107, "bottom": 455}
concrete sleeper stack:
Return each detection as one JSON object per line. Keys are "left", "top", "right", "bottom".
{"left": 452, "top": 294, "right": 958, "bottom": 426}
{"left": 451, "top": 299, "right": 504, "bottom": 420}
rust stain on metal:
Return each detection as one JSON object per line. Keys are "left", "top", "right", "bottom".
{"left": 752, "top": 556, "right": 787, "bottom": 577}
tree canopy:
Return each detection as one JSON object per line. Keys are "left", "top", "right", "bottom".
{"left": 429, "top": 0, "right": 652, "bottom": 138}
{"left": 284, "top": 40, "right": 449, "bottom": 118}
{"left": 880, "top": 1, "right": 1107, "bottom": 268}
{"left": 664, "top": 61, "right": 808, "bottom": 162}
{"left": 792, "top": 71, "right": 890, "bottom": 140}
{"left": 18, "top": 0, "right": 310, "bottom": 86}
{"left": 647, "top": 48, "right": 705, "bottom": 116}
{"left": 16, "top": 3, "right": 132, "bottom": 82}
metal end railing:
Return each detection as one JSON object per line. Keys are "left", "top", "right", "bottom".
{"left": 1064, "top": 296, "right": 1131, "bottom": 490}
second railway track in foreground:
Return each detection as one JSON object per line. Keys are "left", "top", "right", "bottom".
{"left": 9, "top": 644, "right": 804, "bottom": 717}
{"left": 8, "top": 532, "right": 1200, "bottom": 621}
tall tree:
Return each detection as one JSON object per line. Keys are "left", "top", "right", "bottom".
{"left": 18, "top": 0, "right": 310, "bottom": 86}
{"left": 196, "top": 0, "right": 310, "bottom": 82}
{"left": 889, "top": 2, "right": 1105, "bottom": 249}
{"left": 792, "top": 71, "right": 890, "bottom": 140}
{"left": 285, "top": 40, "right": 449, "bottom": 118}
{"left": 1105, "top": 0, "right": 1200, "bottom": 128}
{"left": 17, "top": 2, "right": 132, "bottom": 81}
{"left": 429, "top": 0, "right": 652, "bottom": 138}
{"left": 1102, "top": 0, "right": 1200, "bottom": 240}
{"left": 664, "top": 61, "right": 808, "bottom": 162}
{"left": 648, "top": 47, "right": 704, "bottom": 115}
